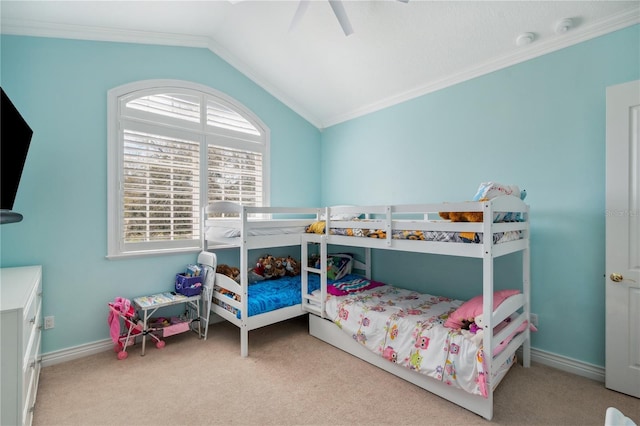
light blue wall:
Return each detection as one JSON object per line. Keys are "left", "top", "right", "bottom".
{"left": 0, "top": 36, "right": 321, "bottom": 353}
{"left": 320, "top": 25, "right": 640, "bottom": 366}
{"left": 1, "top": 25, "right": 638, "bottom": 367}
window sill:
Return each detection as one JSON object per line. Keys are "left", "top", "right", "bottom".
{"left": 106, "top": 247, "right": 202, "bottom": 260}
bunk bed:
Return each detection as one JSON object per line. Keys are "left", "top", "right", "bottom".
{"left": 201, "top": 201, "right": 320, "bottom": 357}
{"left": 299, "top": 195, "right": 531, "bottom": 420}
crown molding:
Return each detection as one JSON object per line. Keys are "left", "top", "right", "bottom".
{"left": 322, "top": 8, "right": 640, "bottom": 128}
{"left": 1, "top": 18, "right": 324, "bottom": 128}
{"left": 2, "top": 8, "right": 638, "bottom": 131}
{"left": 0, "top": 18, "right": 211, "bottom": 48}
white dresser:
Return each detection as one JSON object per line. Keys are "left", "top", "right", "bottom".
{"left": 1, "top": 266, "right": 42, "bottom": 426}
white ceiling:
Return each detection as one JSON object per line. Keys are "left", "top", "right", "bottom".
{"left": 1, "top": 1, "right": 639, "bottom": 128}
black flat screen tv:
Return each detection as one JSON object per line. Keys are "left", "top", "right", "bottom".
{"left": 1, "top": 87, "right": 33, "bottom": 224}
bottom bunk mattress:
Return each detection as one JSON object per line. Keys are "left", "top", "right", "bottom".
{"left": 213, "top": 273, "right": 377, "bottom": 318}
{"left": 317, "top": 284, "right": 515, "bottom": 397}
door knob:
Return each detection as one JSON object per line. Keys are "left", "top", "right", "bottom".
{"left": 610, "top": 273, "right": 623, "bottom": 282}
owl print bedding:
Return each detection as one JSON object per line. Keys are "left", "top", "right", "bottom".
{"left": 323, "top": 285, "right": 506, "bottom": 397}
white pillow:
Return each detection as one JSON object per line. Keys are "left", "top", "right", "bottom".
{"left": 473, "top": 182, "right": 523, "bottom": 201}
{"left": 320, "top": 205, "right": 361, "bottom": 221}
{"left": 473, "top": 182, "right": 526, "bottom": 222}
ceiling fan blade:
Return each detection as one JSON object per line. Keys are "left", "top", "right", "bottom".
{"left": 289, "top": 0, "right": 310, "bottom": 32}
{"left": 328, "top": 0, "right": 353, "bottom": 36}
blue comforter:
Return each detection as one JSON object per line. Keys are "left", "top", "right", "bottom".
{"left": 220, "top": 273, "right": 363, "bottom": 318}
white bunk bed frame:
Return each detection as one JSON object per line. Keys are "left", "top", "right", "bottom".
{"left": 201, "top": 201, "right": 321, "bottom": 357}
{"left": 299, "top": 196, "right": 531, "bottom": 420}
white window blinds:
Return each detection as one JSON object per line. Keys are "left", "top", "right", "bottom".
{"left": 207, "top": 145, "right": 263, "bottom": 208}
{"left": 122, "top": 130, "right": 200, "bottom": 244}
{"left": 127, "top": 93, "right": 200, "bottom": 123}
{"left": 206, "top": 99, "right": 260, "bottom": 136}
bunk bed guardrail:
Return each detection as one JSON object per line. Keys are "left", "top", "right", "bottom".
{"left": 299, "top": 196, "right": 531, "bottom": 420}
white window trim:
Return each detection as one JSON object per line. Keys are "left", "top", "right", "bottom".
{"left": 107, "top": 79, "right": 270, "bottom": 259}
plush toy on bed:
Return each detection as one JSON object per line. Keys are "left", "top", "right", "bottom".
{"left": 283, "top": 256, "right": 301, "bottom": 276}
{"left": 216, "top": 264, "right": 240, "bottom": 283}
{"left": 460, "top": 314, "right": 486, "bottom": 346}
{"left": 438, "top": 198, "right": 489, "bottom": 222}
{"left": 272, "top": 257, "right": 286, "bottom": 278}
{"left": 255, "top": 255, "right": 275, "bottom": 279}
{"left": 253, "top": 254, "right": 297, "bottom": 280}
{"left": 439, "top": 182, "right": 527, "bottom": 222}
{"left": 215, "top": 264, "right": 241, "bottom": 299}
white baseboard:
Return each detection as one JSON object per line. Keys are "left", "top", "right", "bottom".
{"left": 41, "top": 316, "right": 225, "bottom": 368}
{"left": 41, "top": 336, "right": 605, "bottom": 383}
{"left": 525, "top": 347, "right": 605, "bottom": 382}
{"left": 41, "top": 339, "right": 114, "bottom": 368}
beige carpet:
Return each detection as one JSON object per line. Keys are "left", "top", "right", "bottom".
{"left": 34, "top": 316, "right": 638, "bottom": 426}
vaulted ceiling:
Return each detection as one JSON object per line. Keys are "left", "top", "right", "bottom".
{"left": 2, "top": 1, "right": 639, "bottom": 128}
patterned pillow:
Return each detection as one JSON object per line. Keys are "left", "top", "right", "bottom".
{"left": 328, "top": 276, "right": 385, "bottom": 296}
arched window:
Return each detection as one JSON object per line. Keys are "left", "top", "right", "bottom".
{"left": 107, "top": 80, "right": 269, "bottom": 258}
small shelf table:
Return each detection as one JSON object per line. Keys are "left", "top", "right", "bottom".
{"left": 133, "top": 292, "right": 202, "bottom": 356}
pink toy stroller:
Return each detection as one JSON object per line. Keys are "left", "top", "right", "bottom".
{"left": 107, "top": 297, "right": 165, "bottom": 360}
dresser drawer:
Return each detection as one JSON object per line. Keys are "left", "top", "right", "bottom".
{"left": 22, "top": 331, "right": 41, "bottom": 420}
{"left": 23, "top": 299, "right": 41, "bottom": 366}
{"left": 22, "top": 280, "right": 42, "bottom": 356}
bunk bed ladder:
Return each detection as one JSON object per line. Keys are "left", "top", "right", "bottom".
{"left": 301, "top": 233, "right": 327, "bottom": 317}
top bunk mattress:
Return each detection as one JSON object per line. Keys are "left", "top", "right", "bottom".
{"left": 306, "top": 220, "right": 523, "bottom": 244}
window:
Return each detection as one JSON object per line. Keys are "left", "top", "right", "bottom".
{"left": 107, "top": 80, "right": 269, "bottom": 258}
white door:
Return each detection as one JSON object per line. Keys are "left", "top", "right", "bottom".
{"left": 605, "top": 79, "right": 640, "bottom": 398}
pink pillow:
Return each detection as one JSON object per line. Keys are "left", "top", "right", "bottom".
{"left": 444, "top": 289, "right": 520, "bottom": 329}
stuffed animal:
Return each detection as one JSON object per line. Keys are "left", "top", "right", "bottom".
{"left": 254, "top": 259, "right": 265, "bottom": 277}
{"left": 216, "top": 264, "right": 240, "bottom": 283}
{"left": 215, "top": 264, "right": 241, "bottom": 300}
{"left": 254, "top": 255, "right": 270, "bottom": 278}
{"left": 306, "top": 221, "right": 326, "bottom": 234}
{"left": 283, "top": 256, "right": 301, "bottom": 276}
{"left": 272, "top": 257, "right": 286, "bottom": 278}
{"left": 252, "top": 254, "right": 301, "bottom": 280}
{"left": 439, "top": 182, "right": 527, "bottom": 222}
{"left": 438, "top": 199, "right": 488, "bottom": 223}
{"left": 255, "top": 254, "right": 279, "bottom": 279}
{"left": 460, "top": 314, "right": 486, "bottom": 346}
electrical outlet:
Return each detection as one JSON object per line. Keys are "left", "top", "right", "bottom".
{"left": 530, "top": 313, "right": 538, "bottom": 327}
{"left": 44, "top": 316, "right": 55, "bottom": 329}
